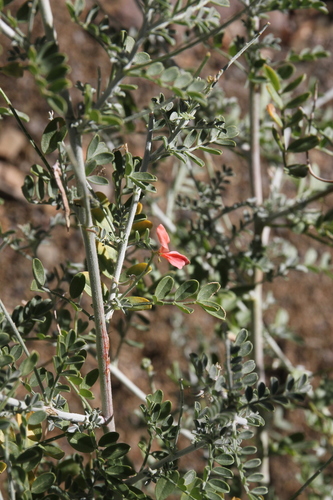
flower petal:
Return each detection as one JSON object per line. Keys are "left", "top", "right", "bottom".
{"left": 160, "top": 251, "right": 190, "bottom": 269}
{"left": 156, "top": 224, "right": 170, "bottom": 250}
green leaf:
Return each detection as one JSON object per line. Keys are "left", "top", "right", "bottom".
{"left": 207, "top": 478, "right": 230, "bottom": 493}
{"left": 184, "top": 130, "right": 198, "bottom": 149}
{"left": 173, "top": 72, "right": 193, "bottom": 89}
{"left": 286, "top": 163, "right": 309, "bottom": 178}
{"left": 134, "top": 52, "right": 151, "bottom": 64}
{"left": 197, "top": 282, "right": 220, "bottom": 301}
{"left": 203, "top": 306, "right": 226, "bottom": 320}
{"left": 251, "top": 487, "right": 268, "bottom": 495}
{"left": 0, "top": 62, "right": 24, "bottom": 78}
{"left": 130, "top": 172, "right": 157, "bottom": 183}
{"left": 41, "top": 117, "right": 67, "bottom": 155}
{"left": 154, "top": 276, "right": 174, "bottom": 300}
{"left": 247, "top": 473, "right": 265, "bottom": 482}
{"left": 0, "top": 354, "right": 14, "bottom": 367}
{"left": 98, "top": 431, "right": 120, "bottom": 447}
{"left": 87, "top": 175, "right": 109, "bottom": 185}
{"left": 126, "top": 263, "right": 152, "bottom": 277}
{"left": 32, "top": 258, "right": 46, "bottom": 287}
{"left": 87, "top": 134, "right": 100, "bottom": 158}
{"left": 243, "top": 458, "right": 261, "bottom": 469}
{"left": 0, "top": 332, "right": 10, "bottom": 346}
{"left": 175, "top": 303, "right": 194, "bottom": 314}
{"left": 185, "top": 151, "right": 205, "bottom": 167}
{"left": 264, "top": 64, "right": 280, "bottom": 92}
{"left": 146, "top": 62, "right": 164, "bottom": 77}
{"left": 198, "top": 146, "right": 222, "bottom": 155}
{"left": 235, "top": 328, "right": 248, "bottom": 345}
{"left": 101, "top": 442, "right": 130, "bottom": 459}
{"left": 84, "top": 368, "right": 99, "bottom": 388}
{"left": 43, "top": 444, "right": 65, "bottom": 460}
{"left": 238, "top": 341, "right": 253, "bottom": 356}
{"left": 243, "top": 372, "right": 259, "bottom": 385}
{"left": 242, "top": 360, "right": 256, "bottom": 374}
{"left": 93, "top": 152, "right": 114, "bottom": 165}
{"left": 282, "top": 74, "right": 306, "bottom": 93}
{"left": 21, "top": 351, "right": 39, "bottom": 376}
{"left": 46, "top": 94, "right": 68, "bottom": 115}
{"left": 68, "top": 433, "right": 96, "bottom": 453}
{"left": 16, "top": 447, "right": 43, "bottom": 470}
{"left": 287, "top": 135, "right": 319, "bottom": 153}
{"left": 196, "top": 300, "right": 220, "bottom": 311}
{"left": 284, "top": 92, "right": 311, "bottom": 109}
{"left": 31, "top": 472, "right": 55, "bottom": 494}
{"left": 266, "top": 83, "right": 283, "bottom": 109}
{"left": 156, "top": 472, "right": 179, "bottom": 500}
{"left": 125, "top": 296, "right": 152, "bottom": 310}
{"left": 119, "top": 84, "right": 138, "bottom": 91}
{"left": 105, "top": 465, "right": 133, "bottom": 477}
{"left": 69, "top": 272, "right": 86, "bottom": 299}
{"left": 174, "top": 280, "right": 199, "bottom": 301}
{"left": 213, "top": 466, "right": 233, "bottom": 479}
{"left": 277, "top": 63, "right": 295, "bottom": 80}
{"left": 214, "top": 453, "right": 234, "bottom": 466}
{"left": 0, "top": 106, "right": 29, "bottom": 121}
{"left": 160, "top": 66, "right": 180, "bottom": 83}
{"left": 79, "top": 388, "right": 94, "bottom": 398}
{"left": 272, "top": 127, "right": 284, "bottom": 151}
{"left": 28, "top": 411, "right": 47, "bottom": 425}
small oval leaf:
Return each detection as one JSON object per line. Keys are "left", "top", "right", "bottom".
{"left": 174, "top": 280, "right": 199, "bottom": 301}
{"left": 32, "top": 258, "right": 46, "bottom": 287}
{"left": 31, "top": 472, "right": 55, "bottom": 494}
{"left": 41, "top": 117, "right": 67, "bottom": 154}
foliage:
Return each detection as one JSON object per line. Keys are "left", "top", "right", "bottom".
{"left": 0, "top": 0, "right": 333, "bottom": 499}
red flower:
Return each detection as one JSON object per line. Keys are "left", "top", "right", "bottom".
{"left": 156, "top": 224, "right": 190, "bottom": 270}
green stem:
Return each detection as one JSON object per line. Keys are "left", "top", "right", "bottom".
{"left": 288, "top": 454, "right": 333, "bottom": 500}
{"left": 139, "top": 432, "right": 154, "bottom": 472}
{"left": 130, "top": 0, "right": 263, "bottom": 73}
{"left": 120, "top": 255, "right": 154, "bottom": 299}
{"left": 41, "top": 286, "right": 91, "bottom": 318}
{"left": 267, "top": 185, "right": 333, "bottom": 224}
{"left": 126, "top": 440, "right": 207, "bottom": 485}
{"left": 173, "top": 379, "right": 184, "bottom": 451}
{"left": 106, "top": 113, "right": 154, "bottom": 320}
{"left": 0, "top": 299, "right": 45, "bottom": 395}
{"left": 225, "top": 337, "right": 233, "bottom": 391}
{"left": 94, "top": 17, "right": 149, "bottom": 110}
{"left": 0, "top": 88, "right": 52, "bottom": 175}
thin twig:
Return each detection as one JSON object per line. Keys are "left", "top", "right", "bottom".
{"left": 212, "top": 23, "right": 270, "bottom": 87}
{"left": 109, "top": 363, "right": 193, "bottom": 440}
{"left": 308, "top": 163, "right": 333, "bottom": 184}
{"left": 109, "top": 364, "right": 147, "bottom": 402}
{"left": 0, "top": 299, "right": 45, "bottom": 395}
{"left": 288, "top": 454, "right": 333, "bottom": 500}
{"left": 0, "top": 394, "right": 105, "bottom": 425}
{"left": 106, "top": 113, "right": 154, "bottom": 320}
{"left": 52, "top": 161, "right": 71, "bottom": 231}
{"left": 125, "top": 440, "right": 207, "bottom": 485}
{"left": 0, "top": 88, "right": 53, "bottom": 175}
{"left": 0, "top": 18, "right": 25, "bottom": 44}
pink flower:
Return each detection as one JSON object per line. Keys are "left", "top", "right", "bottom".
{"left": 156, "top": 224, "right": 190, "bottom": 270}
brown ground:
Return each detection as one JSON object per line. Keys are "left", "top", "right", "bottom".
{"left": 1, "top": 1, "right": 333, "bottom": 499}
